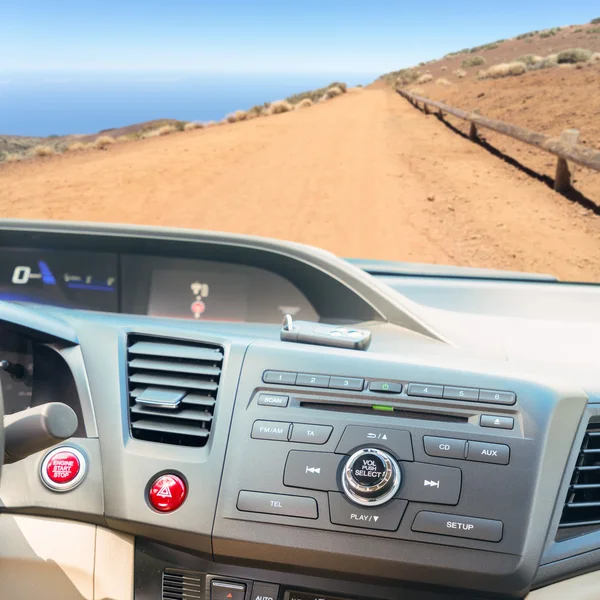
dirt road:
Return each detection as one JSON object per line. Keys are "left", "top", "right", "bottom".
{"left": 2, "top": 86, "right": 600, "bottom": 281}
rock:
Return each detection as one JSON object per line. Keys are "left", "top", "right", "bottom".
{"left": 427, "top": 194, "right": 436, "bottom": 201}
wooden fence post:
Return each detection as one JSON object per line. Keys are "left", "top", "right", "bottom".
{"left": 554, "top": 129, "right": 580, "bottom": 192}
{"left": 423, "top": 103, "right": 430, "bottom": 115}
{"left": 469, "top": 110, "right": 480, "bottom": 141}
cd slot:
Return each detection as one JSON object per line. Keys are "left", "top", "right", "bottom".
{"left": 300, "top": 401, "right": 468, "bottom": 423}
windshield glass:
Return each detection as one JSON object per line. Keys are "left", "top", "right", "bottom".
{"left": 1, "top": 2, "right": 600, "bottom": 283}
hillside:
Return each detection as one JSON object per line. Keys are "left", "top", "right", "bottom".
{"left": 381, "top": 21, "right": 600, "bottom": 202}
{"left": 2, "top": 86, "right": 600, "bottom": 283}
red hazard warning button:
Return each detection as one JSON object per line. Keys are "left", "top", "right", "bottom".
{"left": 41, "top": 447, "right": 87, "bottom": 492}
{"left": 148, "top": 474, "right": 187, "bottom": 512}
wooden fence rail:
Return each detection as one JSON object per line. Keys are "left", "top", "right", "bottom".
{"left": 397, "top": 88, "right": 600, "bottom": 193}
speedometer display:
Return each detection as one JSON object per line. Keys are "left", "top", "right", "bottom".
{"left": 0, "top": 248, "right": 118, "bottom": 312}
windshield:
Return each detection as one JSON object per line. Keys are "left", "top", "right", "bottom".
{"left": 1, "top": 2, "right": 599, "bottom": 283}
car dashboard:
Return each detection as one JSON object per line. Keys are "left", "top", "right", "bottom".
{"left": 1, "top": 220, "right": 600, "bottom": 600}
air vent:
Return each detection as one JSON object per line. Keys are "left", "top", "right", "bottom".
{"left": 162, "top": 569, "right": 203, "bottom": 600}
{"left": 127, "top": 335, "right": 223, "bottom": 447}
{"left": 559, "top": 424, "right": 600, "bottom": 528}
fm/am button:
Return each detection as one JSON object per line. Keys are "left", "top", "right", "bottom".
{"left": 251, "top": 420, "right": 290, "bottom": 441}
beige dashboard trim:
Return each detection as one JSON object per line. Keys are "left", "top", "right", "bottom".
{"left": 528, "top": 571, "right": 600, "bottom": 599}
{"left": 0, "top": 514, "right": 133, "bottom": 600}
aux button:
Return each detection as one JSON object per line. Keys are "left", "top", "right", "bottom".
{"left": 342, "top": 448, "right": 401, "bottom": 507}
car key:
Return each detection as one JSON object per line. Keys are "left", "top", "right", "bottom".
{"left": 280, "top": 315, "right": 372, "bottom": 350}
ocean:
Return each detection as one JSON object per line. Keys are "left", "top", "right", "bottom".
{"left": 0, "top": 71, "right": 377, "bottom": 137}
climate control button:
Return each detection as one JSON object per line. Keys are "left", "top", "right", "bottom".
{"left": 341, "top": 448, "right": 401, "bottom": 506}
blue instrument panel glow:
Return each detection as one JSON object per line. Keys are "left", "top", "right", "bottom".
{"left": 0, "top": 249, "right": 118, "bottom": 312}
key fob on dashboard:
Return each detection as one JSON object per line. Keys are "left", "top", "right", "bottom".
{"left": 280, "top": 316, "right": 372, "bottom": 350}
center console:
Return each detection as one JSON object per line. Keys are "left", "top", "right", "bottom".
{"left": 209, "top": 340, "right": 584, "bottom": 599}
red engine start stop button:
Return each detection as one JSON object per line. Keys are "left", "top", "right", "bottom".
{"left": 148, "top": 474, "right": 187, "bottom": 512}
{"left": 41, "top": 447, "right": 87, "bottom": 492}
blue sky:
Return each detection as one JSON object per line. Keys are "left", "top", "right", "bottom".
{"left": 2, "top": 1, "right": 599, "bottom": 74}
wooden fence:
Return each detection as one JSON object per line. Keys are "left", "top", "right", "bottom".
{"left": 397, "top": 88, "right": 600, "bottom": 193}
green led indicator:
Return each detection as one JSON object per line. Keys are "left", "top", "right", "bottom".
{"left": 373, "top": 405, "right": 394, "bottom": 412}
{"left": 381, "top": 383, "right": 390, "bottom": 391}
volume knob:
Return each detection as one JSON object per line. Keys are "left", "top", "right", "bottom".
{"left": 342, "top": 448, "right": 401, "bottom": 507}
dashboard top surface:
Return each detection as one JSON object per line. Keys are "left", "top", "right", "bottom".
{"left": 0, "top": 220, "right": 599, "bottom": 600}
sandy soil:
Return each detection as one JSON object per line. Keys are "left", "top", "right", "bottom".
{"left": 1, "top": 86, "right": 600, "bottom": 282}
{"left": 419, "top": 62, "right": 600, "bottom": 205}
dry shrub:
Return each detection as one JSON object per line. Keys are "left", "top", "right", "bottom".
{"left": 462, "top": 56, "right": 486, "bottom": 68}
{"left": 515, "top": 54, "right": 543, "bottom": 65}
{"left": 225, "top": 111, "right": 248, "bottom": 123}
{"left": 157, "top": 125, "right": 177, "bottom": 136}
{"left": 416, "top": 73, "right": 433, "bottom": 84}
{"left": 66, "top": 142, "right": 87, "bottom": 152}
{"left": 556, "top": 48, "right": 593, "bottom": 63}
{"left": 436, "top": 78, "right": 451, "bottom": 85}
{"left": 453, "top": 68, "right": 468, "bottom": 78}
{"left": 246, "top": 105, "right": 264, "bottom": 119}
{"left": 530, "top": 54, "right": 559, "bottom": 70}
{"left": 94, "top": 135, "right": 116, "bottom": 149}
{"left": 394, "top": 69, "right": 419, "bottom": 86}
{"left": 204, "top": 120, "right": 217, "bottom": 127}
{"left": 268, "top": 100, "right": 293, "bottom": 114}
{"left": 409, "top": 86, "right": 425, "bottom": 95}
{"left": 591, "top": 52, "right": 600, "bottom": 63}
{"left": 326, "top": 86, "right": 343, "bottom": 98}
{"left": 3, "top": 153, "right": 23, "bottom": 163}
{"left": 295, "top": 98, "right": 313, "bottom": 109}
{"left": 478, "top": 61, "right": 527, "bottom": 80}
{"left": 318, "top": 94, "right": 329, "bottom": 103}
{"left": 184, "top": 122, "right": 203, "bottom": 131}
{"left": 33, "top": 145, "right": 55, "bottom": 157}
{"left": 440, "top": 66, "right": 448, "bottom": 71}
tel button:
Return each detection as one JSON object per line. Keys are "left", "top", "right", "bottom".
{"left": 423, "top": 436, "right": 466, "bottom": 460}
{"left": 237, "top": 491, "right": 318, "bottom": 519}
{"left": 467, "top": 441, "right": 510, "bottom": 465}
